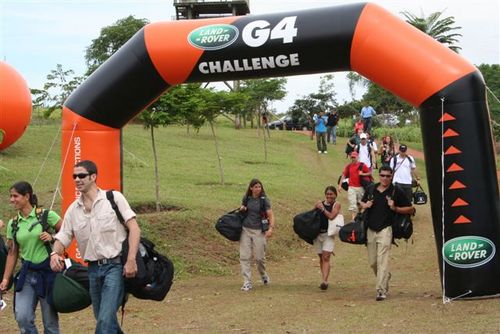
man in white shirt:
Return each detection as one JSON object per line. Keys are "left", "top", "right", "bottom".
{"left": 50, "top": 160, "right": 141, "bottom": 334}
{"left": 356, "top": 133, "right": 376, "bottom": 170}
{"left": 391, "top": 144, "right": 420, "bottom": 201}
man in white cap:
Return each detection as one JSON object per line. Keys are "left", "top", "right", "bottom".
{"left": 355, "top": 133, "right": 376, "bottom": 170}
{"left": 391, "top": 144, "right": 420, "bottom": 202}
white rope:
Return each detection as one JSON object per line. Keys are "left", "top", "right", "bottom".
{"left": 443, "top": 290, "right": 473, "bottom": 303}
{"left": 486, "top": 85, "right": 500, "bottom": 104}
{"left": 440, "top": 97, "right": 447, "bottom": 304}
{"left": 32, "top": 124, "right": 62, "bottom": 188}
{"left": 49, "top": 122, "right": 77, "bottom": 211}
{"left": 123, "top": 147, "right": 150, "bottom": 167}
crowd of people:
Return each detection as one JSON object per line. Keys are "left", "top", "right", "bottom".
{"left": 0, "top": 105, "right": 420, "bottom": 332}
{"left": 235, "top": 106, "right": 419, "bottom": 303}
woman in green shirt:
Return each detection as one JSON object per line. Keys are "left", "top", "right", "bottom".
{"left": 0, "top": 181, "right": 62, "bottom": 334}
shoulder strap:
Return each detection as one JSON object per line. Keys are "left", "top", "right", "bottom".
{"left": 35, "top": 207, "right": 50, "bottom": 233}
{"left": 106, "top": 190, "right": 125, "bottom": 225}
{"left": 260, "top": 196, "right": 267, "bottom": 218}
{"left": 407, "top": 155, "right": 414, "bottom": 164}
{"left": 11, "top": 216, "right": 20, "bottom": 246}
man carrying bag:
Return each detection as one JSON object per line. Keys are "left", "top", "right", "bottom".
{"left": 360, "top": 165, "right": 414, "bottom": 302}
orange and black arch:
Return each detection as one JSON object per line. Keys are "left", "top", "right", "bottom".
{"left": 62, "top": 3, "right": 499, "bottom": 298}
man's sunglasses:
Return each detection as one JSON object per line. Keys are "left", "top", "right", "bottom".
{"left": 379, "top": 174, "right": 392, "bottom": 178}
{"left": 72, "top": 173, "right": 91, "bottom": 180}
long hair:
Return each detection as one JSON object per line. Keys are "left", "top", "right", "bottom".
{"left": 10, "top": 181, "right": 38, "bottom": 207}
{"left": 245, "top": 178, "right": 266, "bottom": 198}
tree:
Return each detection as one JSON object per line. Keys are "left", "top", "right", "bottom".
{"left": 239, "top": 78, "right": 287, "bottom": 129}
{"left": 31, "top": 64, "right": 84, "bottom": 118}
{"left": 478, "top": 64, "right": 500, "bottom": 139}
{"left": 478, "top": 64, "right": 500, "bottom": 119}
{"left": 84, "top": 16, "right": 149, "bottom": 75}
{"left": 140, "top": 89, "right": 182, "bottom": 212}
{"left": 401, "top": 10, "right": 462, "bottom": 52}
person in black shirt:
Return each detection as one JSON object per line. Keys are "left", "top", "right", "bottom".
{"left": 313, "top": 186, "right": 342, "bottom": 290}
{"left": 360, "top": 165, "right": 414, "bottom": 301}
{"left": 326, "top": 109, "right": 339, "bottom": 144}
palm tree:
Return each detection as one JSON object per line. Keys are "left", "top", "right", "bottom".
{"left": 401, "top": 10, "right": 462, "bottom": 53}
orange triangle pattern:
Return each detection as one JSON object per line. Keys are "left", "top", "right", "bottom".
{"left": 451, "top": 198, "right": 469, "bottom": 207}
{"left": 454, "top": 215, "right": 471, "bottom": 224}
{"left": 447, "top": 163, "right": 464, "bottom": 172}
{"left": 449, "top": 180, "right": 466, "bottom": 189}
{"left": 439, "top": 113, "right": 456, "bottom": 122}
{"left": 443, "top": 129, "right": 459, "bottom": 137}
{"left": 444, "top": 146, "right": 462, "bottom": 155}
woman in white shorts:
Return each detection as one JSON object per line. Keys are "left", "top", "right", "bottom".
{"left": 314, "top": 186, "right": 342, "bottom": 290}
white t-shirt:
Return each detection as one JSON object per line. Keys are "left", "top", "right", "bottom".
{"left": 392, "top": 154, "right": 416, "bottom": 184}
{"left": 358, "top": 143, "right": 372, "bottom": 168}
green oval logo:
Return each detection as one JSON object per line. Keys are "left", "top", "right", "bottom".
{"left": 442, "top": 236, "right": 496, "bottom": 268}
{"left": 188, "top": 24, "right": 239, "bottom": 51}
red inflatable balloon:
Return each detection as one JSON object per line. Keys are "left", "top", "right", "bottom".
{"left": 0, "top": 61, "right": 32, "bottom": 150}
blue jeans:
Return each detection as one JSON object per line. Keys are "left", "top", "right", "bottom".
{"left": 316, "top": 132, "right": 327, "bottom": 152}
{"left": 88, "top": 263, "right": 124, "bottom": 334}
{"left": 15, "top": 271, "right": 59, "bottom": 334}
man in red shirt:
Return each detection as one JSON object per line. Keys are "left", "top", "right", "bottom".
{"left": 338, "top": 151, "right": 372, "bottom": 220}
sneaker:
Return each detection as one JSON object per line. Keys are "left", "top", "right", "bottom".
{"left": 323, "top": 151, "right": 328, "bottom": 154}
{"left": 319, "top": 282, "right": 329, "bottom": 290}
{"left": 376, "top": 292, "right": 387, "bottom": 301}
{"left": 241, "top": 282, "right": 252, "bottom": 291}
{"left": 262, "top": 275, "right": 270, "bottom": 285}
{"left": 318, "top": 151, "right": 322, "bottom": 154}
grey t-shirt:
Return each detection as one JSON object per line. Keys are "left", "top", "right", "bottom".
{"left": 241, "top": 196, "right": 271, "bottom": 230}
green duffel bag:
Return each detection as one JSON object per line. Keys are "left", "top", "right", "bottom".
{"left": 52, "top": 265, "right": 91, "bottom": 313}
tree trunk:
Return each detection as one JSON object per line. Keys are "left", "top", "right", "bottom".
{"left": 262, "top": 126, "right": 268, "bottom": 163}
{"left": 150, "top": 126, "right": 161, "bottom": 212}
{"left": 209, "top": 120, "right": 225, "bottom": 185}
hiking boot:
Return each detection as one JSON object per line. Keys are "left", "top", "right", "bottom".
{"left": 376, "top": 292, "right": 387, "bottom": 301}
{"left": 262, "top": 275, "right": 270, "bottom": 285}
{"left": 319, "top": 282, "right": 329, "bottom": 291}
{"left": 241, "top": 282, "right": 252, "bottom": 291}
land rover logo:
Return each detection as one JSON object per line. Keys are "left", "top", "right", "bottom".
{"left": 442, "top": 236, "right": 496, "bottom": 268}
{"left": 188, "top": 24, "right": 239, "bottom": 50}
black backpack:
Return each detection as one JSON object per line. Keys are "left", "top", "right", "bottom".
{"left": 106, "top": 191, "right": 174, "bottom": 301}
{"left": 0, "top": 236, "right": 13, "bottom": 291}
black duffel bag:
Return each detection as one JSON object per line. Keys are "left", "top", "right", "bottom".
{"left": 412, "top": 185, "right": 428, "bottom": 205}
{"left": 215, "top": 209, "right": 244, "bottom": 241}
{"left": 293, "top": 209, "right": 321, "bottom": 245}
{"left": 339, "top": 213, "right": 367, "bottom": 245}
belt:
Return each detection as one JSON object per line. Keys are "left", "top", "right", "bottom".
{"left": 88, "top": 256, "right": 122, "bottom": 266}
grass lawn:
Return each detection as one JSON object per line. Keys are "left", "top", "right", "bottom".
{"left": 0, "top": 121, "right": 499, "bottom": 333}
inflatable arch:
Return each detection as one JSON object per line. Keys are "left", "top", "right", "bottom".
{"left": 62, "top": 3, "right": 499, "bottom": 298}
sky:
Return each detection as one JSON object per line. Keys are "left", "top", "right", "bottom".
{"left": 1, "top": 0, "right": 499, "bottom": 114}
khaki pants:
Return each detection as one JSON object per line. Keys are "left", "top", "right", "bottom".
{"left": 367, "top": 226, "right": 392, "bottom": 294}
{"left": 240, "top": 227, "right": 267, "bottom": 284}
{"left": 347, "top": 186, "right": 364, "bottom": 213}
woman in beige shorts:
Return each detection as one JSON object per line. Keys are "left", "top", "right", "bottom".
{"left": 314, "top": 186, "right": 342, "bottom": 290}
